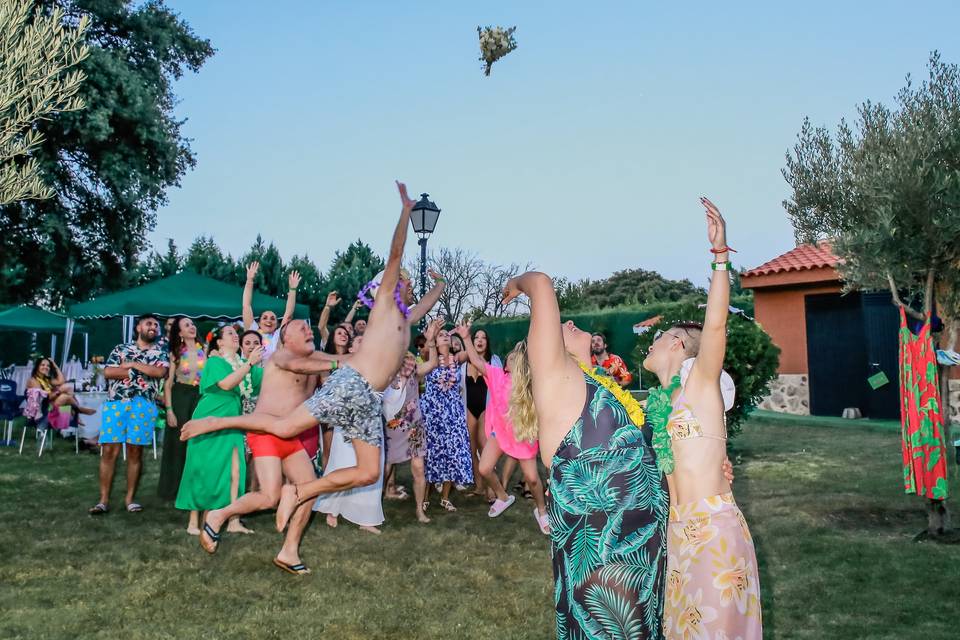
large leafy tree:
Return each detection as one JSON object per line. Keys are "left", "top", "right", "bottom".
{"left": 1, "top": 0, "right": 89, "bottom": 205}
{"left": 0, "top": 0, "right": 213, "bottom": 306}
{"left": 555, "top": 269, "right": 705, "bottom": 312}
{"left": 783, "top": 52, "right": 960, "bottom": 536}
{"left": 183, "top": 235, "right": 238, "bottom": 283}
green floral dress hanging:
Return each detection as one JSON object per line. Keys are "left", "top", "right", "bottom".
{"left": 898, "top": 309, "right": 949, "bottom": 500}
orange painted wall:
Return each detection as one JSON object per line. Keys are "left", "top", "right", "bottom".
{"left": 753, "top": 284, "right": 843, "bottom": 374}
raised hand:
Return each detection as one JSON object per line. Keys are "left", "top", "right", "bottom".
{"left": 428, "top": 269, "right": 444, "bottom": 283}
{"left": 246, "top": 261, "right": 260, "bottom": 281}
{"left": 247, "top": 346, "right": 264, "bottom": 366}
{"left": 396, "top": 180, "right": 416, "bottom": 211}
{"left": 701, "top": 197, "right": 727, "bottom": 252}
{"left": 425, "top": 317, "right": 444, "bottom": 341}
{"left": 288, "top": 271, "right": 302, "bottom": 289}
{"left": 453, "top": 324, "right": 470, "bottom": 341}
{"left": 502, "top": 277, "right": 523, "bottom": 306}
{"left": 325, "top": 291, "right": 341, "bottom": 308}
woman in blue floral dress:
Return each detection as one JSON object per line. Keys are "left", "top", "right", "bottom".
{"left": 420, "top": 328, "right": 472, "bottom": 512}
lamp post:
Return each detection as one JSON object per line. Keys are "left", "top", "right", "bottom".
{"left": 410, "top": 193, "right": 441, "bottom": 330}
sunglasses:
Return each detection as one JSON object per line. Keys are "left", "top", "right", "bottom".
{"left": 653, "top": 329, "right": 685, "bottom": 349}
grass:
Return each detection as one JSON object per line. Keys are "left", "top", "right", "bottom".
{"left": 1, "top": 417, "right": 959, "bottom": 640}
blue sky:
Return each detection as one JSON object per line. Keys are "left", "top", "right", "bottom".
{"left": 154, "top": 0, "right": 960, "bottom": 287}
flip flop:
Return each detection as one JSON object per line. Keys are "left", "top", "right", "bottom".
{"left": 273, "top": 557, "right": 311, "bottom": 576}
{"left": 488, "top": 495, "right": 516, "bottom": 518}
{"left": 126, "top": 503, "right": 143, "bottom": 513}
{"left": 88, "top": 503, "right": 108, "bottom": 515}
{"left": 534, "top": 507, "right": 551, "bottom": 535}
{"left": 199, "top": 522, "right": 221, "bottom": 554}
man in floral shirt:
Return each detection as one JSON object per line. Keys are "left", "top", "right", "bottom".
{"left": 590, "top": 332, "right": 633, "bottom": 387}
{"left": 89, "top": 314, "right": 170, "bottom": 515}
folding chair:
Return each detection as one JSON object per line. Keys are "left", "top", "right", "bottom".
{"left": 0, "top": 379, "right": 22, "bottom": 447}
{"left": 20, "top": 394, "right": 52, "bottom": 457}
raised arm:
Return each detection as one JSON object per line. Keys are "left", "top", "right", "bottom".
{"left": 50, "top": 361, "right": 66, "bottom": 386}
{"left": 408, "top": 270, "right": 446, "bottom": 325}
{"left": 503, "top": 272, "right": 566, "bottom": 374}
{"left": 281, "top": 271, "right": 301, "bottom": 327}
{"left": 455, "top": 324, "right": 487, "bottom": 372}
{"left": 689, "top": 197, "right": 730, "bottom": 386}
{"left": 416, "top": 318, "right": 443, "bottom": 377}
{"left": 318, "top": 291, "right": 340, "bottom": 345}
{"left": 373, "top": 181, "right": 414, "bottom": 310}
{"left": 344, "top": 299, "right": 361, "bottom": 324}
{"left": 242, "top": 262, "right": 259, "bottom": 330}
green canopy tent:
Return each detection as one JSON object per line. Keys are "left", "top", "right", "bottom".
{"left": 0, "top": 306, "right": 88, "bottom": 367}
{"left": 69, "top": 271, "right": 309, "bottom": 342}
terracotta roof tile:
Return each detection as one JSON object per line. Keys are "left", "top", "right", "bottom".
{"left": 742, "top": 242, "right": 839, "bottom": 277}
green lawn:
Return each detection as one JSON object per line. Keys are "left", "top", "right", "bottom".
{"left": 1, "top": 416, "right": 958, "bottom": 639}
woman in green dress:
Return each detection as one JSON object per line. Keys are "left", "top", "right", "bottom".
{"left": 175, "top": 325, "right": 263, "bottom": 535}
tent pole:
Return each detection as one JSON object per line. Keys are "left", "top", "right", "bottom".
{"left": 84, "top": 333, "right": 89, "bottom": 364}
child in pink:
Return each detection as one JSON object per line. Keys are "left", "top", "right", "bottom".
{"left": 455, "top": 327, "right": 550, "bottom": 534}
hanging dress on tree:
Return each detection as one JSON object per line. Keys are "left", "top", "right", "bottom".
{"left": 897, "top": 309, "right": 949, "bottom": 501}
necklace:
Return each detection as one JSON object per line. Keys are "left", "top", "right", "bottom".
{"left": 436, "top": 355, "right": 458, "bottom": 391}
{"left": 222, "top": 353, "right": 254, "bottom": 399}
{"left": 644, "top": 375, "right": 682, "bottom": 475}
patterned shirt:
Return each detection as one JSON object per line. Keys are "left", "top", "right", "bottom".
{"left": 105, "top": 340, "right": 170, "bottom": 402}
{"left": 591, "top": 353, "right": 633, "bottom": 387}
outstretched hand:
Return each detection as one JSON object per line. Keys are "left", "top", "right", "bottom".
{"left": 246, "top": 261, "right": 260, "bottom": 281}
{"left": 288, "top": 271, "right": 301, "bottom": 289}
{"left": 701, "top": 197, "right": 727, "bottom": 251}
{"left": 396, "top": 180, "right": 416, "bottom": 211}
{"left": 502, "top": 277, "right": 522, "bottom": 306}
{"left": 325, "top": 291, "right": 341, "bottom": 308}
{"left": 425, "top": 317, "right": 444, "bottom": 341}
{"left": 453, "top": 324, "right": 470, "bottom": 341}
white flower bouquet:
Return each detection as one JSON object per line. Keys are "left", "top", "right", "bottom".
{"left": 477, "top": 25, "right": 517, "bottom": 76}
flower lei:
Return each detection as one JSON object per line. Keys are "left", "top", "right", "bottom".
{"left": 577, "top": 361, "right": 645, "bottom": 430}
{"left": 643, "top": 376, "right": 682, "bottom": 476}
{"left": 222, "top": 353, "right": 254, "bottom": 399}
{"left": 436, "top": 355, "right": 459, "bottom": 391}
{"left": 357, "top": 278, "right": 411, "bottom": 319}
{"left": 179, "top": 344, "right": 206, "bottom": 386}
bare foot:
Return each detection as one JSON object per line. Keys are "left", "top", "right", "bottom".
{"left": 326, "top": 514, "right": 338, "bottom": 528}
{"left": 180, "top": 417, "right": 219, "bottom": 441}
{"left": 275, "top": 484, "right": 299, "bottom": 532}
{"left": 359, "top": 525, "right": 381, "bottom": 535}
{"left": 416, "top": 510, "right": 431, "bottom": 524}
{"left": 186, "top": 526, "right": 201, "bottom": 536}
{"left": 226, "top": 519, "right": 254, "bottom": 534}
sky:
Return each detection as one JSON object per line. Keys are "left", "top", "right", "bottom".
{"left": 152, "top": 0, "right": 960, "bottom": 288}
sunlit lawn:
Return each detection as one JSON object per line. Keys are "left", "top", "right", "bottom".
{"left": 1, "top": 414, "right": 957, "bottom": 639}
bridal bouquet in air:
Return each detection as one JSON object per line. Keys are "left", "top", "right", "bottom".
{"left": 477, "top": 25, "right": 517, "bottom": 76}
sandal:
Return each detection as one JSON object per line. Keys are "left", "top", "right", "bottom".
{"left": 273, "top": 557, "right": 311, "bottom": 576}
{"left": 421, "top": 501, "right": 430, "bottom": 512}
{"left": 199, "top": 522, "right": 221, "bottom": 554}
{"left": 126, "top": 503, "right": 143, "bottom": 513}
{"left": 534, "top": 506, "right": 551, "bottom": 535}
{"left": 488, "top": 495, "right": 516, "bottom": 518}
{"left": 439, "top": 498, "right": 457, "bottom": 512}
{"left": 88, "top": 503, "right": 108, "bottom": 515}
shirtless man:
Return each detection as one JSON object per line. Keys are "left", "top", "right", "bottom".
{"left": 182, "top": 180, "right": 444, "bottom": 533}
{"left": 190, "top": 319, "right": 338, "bottom": 573}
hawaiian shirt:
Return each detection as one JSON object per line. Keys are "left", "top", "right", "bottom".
{"left": 591, "top": 353, "right": 633, "bottom": 387}
{"left": 105, "top": 341, "right": 170, "bottom": 402}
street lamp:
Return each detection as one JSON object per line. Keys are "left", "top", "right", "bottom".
{"left": 411, "top": 192, "right": 441, "bottom": 329}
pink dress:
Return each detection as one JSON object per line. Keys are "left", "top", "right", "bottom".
{"left": 483, "top": 364, "right": 538, "bottom": 460}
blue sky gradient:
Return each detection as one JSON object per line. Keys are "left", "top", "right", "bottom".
{"left": 154, "top": 1, "right": 960, "bottom": 287}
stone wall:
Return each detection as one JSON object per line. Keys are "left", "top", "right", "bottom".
{"left": 758, "top": 374, "right": 810, "bottom": 415}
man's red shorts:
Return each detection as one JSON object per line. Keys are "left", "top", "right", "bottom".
{"left": 246, "top": 432, "right": 304, "bottom": 459}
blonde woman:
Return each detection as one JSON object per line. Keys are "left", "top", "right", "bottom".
{"left": 502, "top": 270, "right": 669, "bottom": 638}
{"left": 454, "top": 326, "right": 549, "bottom": 534}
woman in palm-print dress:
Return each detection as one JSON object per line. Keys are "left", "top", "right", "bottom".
{"left": 504, "top": 271, "right": 669, "bottom": 639}
{"left": 420, "top": 328, "right": 472, "bottom": 512}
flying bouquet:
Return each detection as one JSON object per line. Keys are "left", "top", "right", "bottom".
{"left": 477, "top": 25, "right": 517, "bottom": 76}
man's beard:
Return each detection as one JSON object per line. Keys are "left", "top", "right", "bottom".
{"left": 591, "top": 347, "right": 604, "bottom": 356}
{"left": 139, "top": 331, "right": 157, "bottom": 344}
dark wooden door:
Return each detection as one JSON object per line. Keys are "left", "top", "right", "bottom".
{"left": 860, "top": 292, "right": 901, "bottom": 419}
{"left": 805, "top": 292, "right": 868, "bottom": 417}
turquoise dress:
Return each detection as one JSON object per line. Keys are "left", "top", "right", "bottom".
{"left": 548, "top": 372, "right": 669, "bottom": 639}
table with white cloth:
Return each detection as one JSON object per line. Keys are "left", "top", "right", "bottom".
{"left": 74, "top": 392, "right": 109, "bottom": 441}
